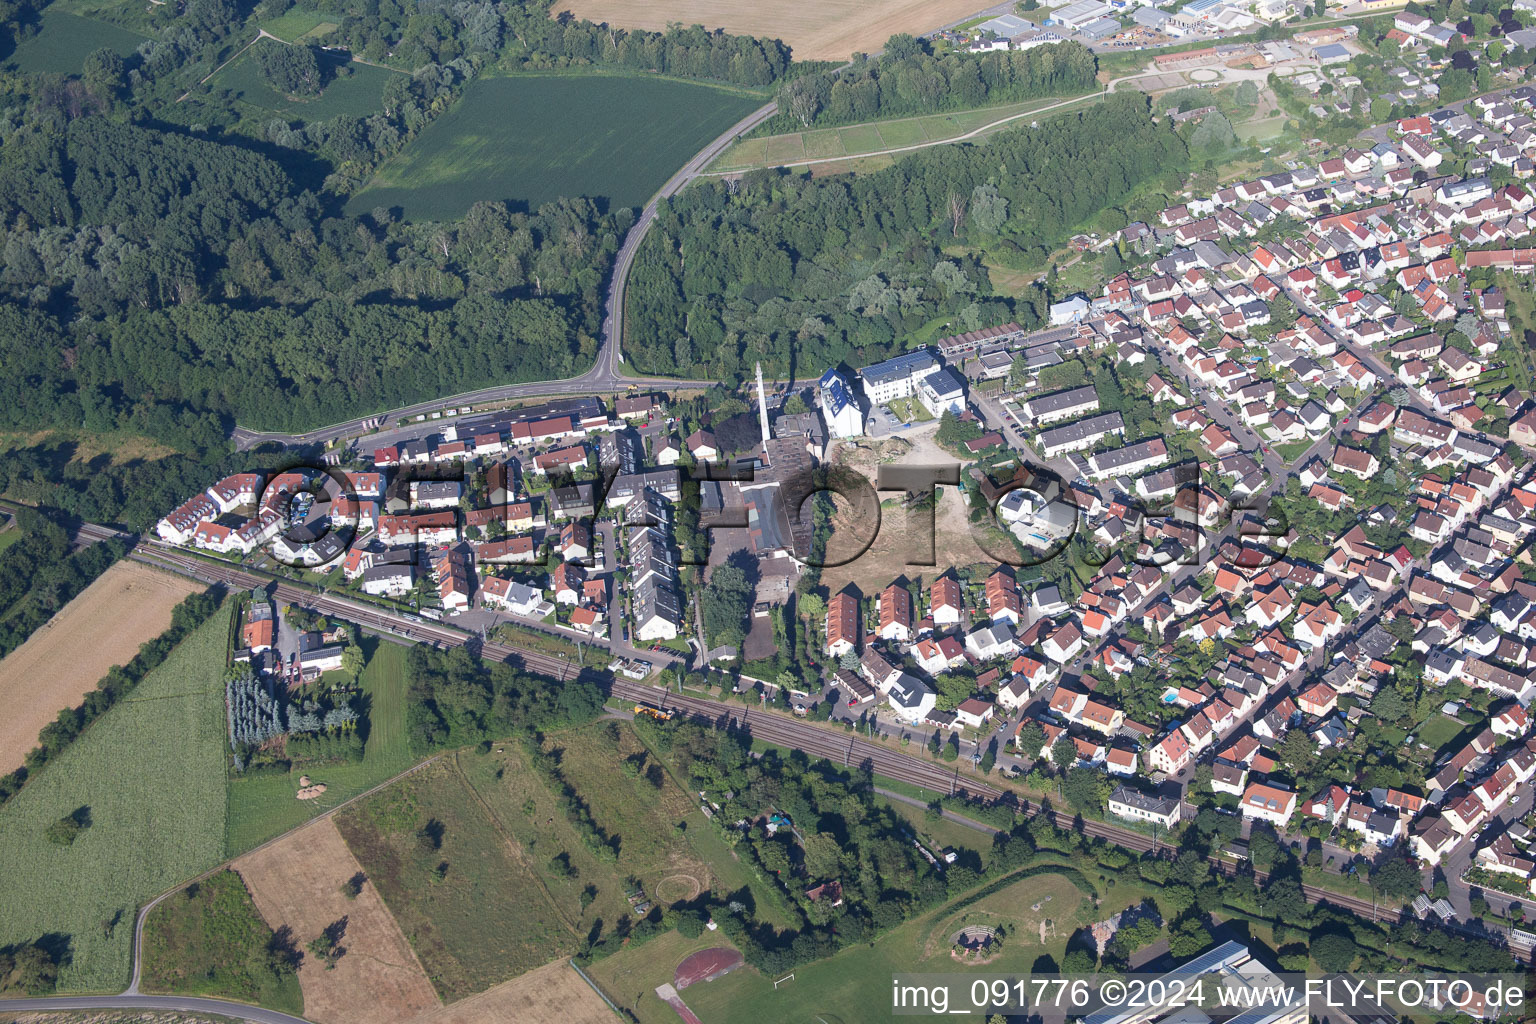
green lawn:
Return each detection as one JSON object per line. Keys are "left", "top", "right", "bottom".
{"left": 224, "top": 637, "right": 415, "bottom": 856}
{"left": 349, "top": 72, "right": 764, "bottom": 221}
{"left": 3, "top": 9, "right": 148, "bottom": 74}
{"left": 710, "top": 96, "right": 1077, "bottom": 172}
{"left": 210, "top": 49, "right": 396, "bottom": 121}
{"left": 141, "top": 869, "right": 303, "bottom": 1015}
{"left": 873, "top": 118, "right": 928, "bottom": 148}
{"left": 0, "top": 603, "right": 230, "bottom": 993}
{"left": 878, "top": 797, "right": 994, "bottom": 869}
{"left": 261, "top": 7, "right": 336, "bottom": 42}
{"left": 334, "top": 756, "right": 580, "bottom": 1002}
{"left": 1416, "top": 712, "right": 1475, "bottom": 756}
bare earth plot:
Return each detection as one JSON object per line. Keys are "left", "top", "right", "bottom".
{"left": 550, "top": 0, "right": 991, "bottom": 61}
{"left": 404, "top": 959, "right": 614, "bottom": 1024}
{"left": 236, "top": 817, "right": 441, "bottom": 1024}
{"left": 819, "top": 429, "right": 996, "bottom": 596}
{"left": 0, "top": 560, "right": 199, "bottom": 773}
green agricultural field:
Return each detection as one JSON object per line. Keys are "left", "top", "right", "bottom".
{"left": 141, "top": 869, "right": 303, "bottom": 1015}
{"left": 348, "top": 72, "right": 764, "bottom": 220}
{"left": 261, "top": 7, "right": 337, "bottom": 42}
{"left": 224, "top": 637, "right": 415, "bottom": 855}
{"left": 680, "top": 864, "right": 1118, "bottom": 1024}
{"left": 210, "top": 50, "right": 395, "bottom": 121}
{"left": 0, "top": 604, "right": 230, "bottom": 993}
{"left": 3, "top": 9, "right": 148, "bottom": 75}
{"left": 334, "top": 756, "right": 580, "bottom": 1002}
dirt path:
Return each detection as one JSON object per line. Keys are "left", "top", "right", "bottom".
{"left": 0, "top": 561, "right": 200, "bottom": 774}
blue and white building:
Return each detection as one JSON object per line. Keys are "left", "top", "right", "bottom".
{"left": 859, "top": 350, "right": 941, "bottom": 406}
{"left": 818, "top": 368, "right": 865, "bottom": 438}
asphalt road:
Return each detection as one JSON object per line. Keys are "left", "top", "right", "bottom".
{"left": 3, "top": 993, "right": 314, "bottom": 1022}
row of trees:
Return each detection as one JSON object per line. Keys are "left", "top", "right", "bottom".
{"left": 513, "top": 11, "right": 791, "bottom": 88}
{"left": 626, "top": 94, "right": 1187, "bottom": 382}
{"left": 777, "top": 37, "right": 1099, "bottom": 129}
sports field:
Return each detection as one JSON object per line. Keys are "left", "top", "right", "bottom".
{"left": 348, "top": 73, "right": 763, "bottom": 220}
{"left": 224, "top": 637, "right": 415, "bottom": 856}
{"left": 551, "top": 0, "right": 991, "bottom": 60}
{"left": 0, "top": 561, "right": 201, "bottom": 775}
{"left": 0, "top": 602, "right": 230, "bottom": 992}
{"left": 2, "top": 9, "right": 147, "bottom": 74}
{"left": 210, "top": 48, "right": 395, "bottom": 121}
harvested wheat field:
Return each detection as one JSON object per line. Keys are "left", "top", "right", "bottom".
{"left": 404, "top": 960, "right": 614, "bottom": 1024}
{"left": 0, "top": 560, "right": 200, "bottom": 773}
{"left": 236, "top": 817, "right": 441, "bottom": 1024}
{"left": 551, "top": 0, "right": 989, "bottom": 60}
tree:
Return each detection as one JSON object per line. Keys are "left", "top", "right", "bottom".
{"left": 82, "top": 48, "right": 125, "bottom": 101}
{"left": 1370, "top": 858, "right": 1421, "bottom": 901}
{"left": 1016, "top": 720, "right": 1045, "bottom": 758}
{"left": 1051, "top": 735, "right": 1076, "bottom": 770}
{"left": 44, "top": 807, "right": 90, "bottom": 845}
{"left": 341, "top": 640, "right": 365, "bottom": 677}
{"left": 1311, "top": 932, "right": 1359, "bottom": 972}
{"left": 935, "top": 673, "right": 975, "bottom": 711}
{"left": 969, "top": 184, "right": 1009, "bottom": 235}
{"left": 702, "top": 559, "right": 753, "bottom": 648}
{"left": 254, "top": 39, "right": 323, "bottom": 97}
{"left": 1061, "top": 766, "right": 1108, "bottom": 811}
{"left": 1167, "top": 916, "right": 1212, "bottom": 957}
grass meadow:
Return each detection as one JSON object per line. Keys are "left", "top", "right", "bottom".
{"left": 224, "top": 636, "right": 414, "bottom": 856}
{"left": 2, "top": 9, "right": 147, "bottom": 74}
{"left": 347, "top": 72, "right": 764, "bottom": 220}
{"left": 334, "top": 755, "right": 580, "bottom": 1002}
{"left": 209, "top": 50, "right": 396, "bottom": 122}
{"left": 141, "top": 868, "right": 304, "bottom": 1015}
{"left": 0, "top": 603, "right": 230, "bottom": 993}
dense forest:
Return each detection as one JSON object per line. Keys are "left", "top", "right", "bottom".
{"left": 775, "top": 36, "right": 1099, "bottom": 129}
{"left": 0, "top": 117, "right": 626, "bottom": 444}
{"left": 626, "top": 93, "right": 1188, "bottom": 381}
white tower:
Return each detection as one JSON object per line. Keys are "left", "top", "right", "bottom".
{"left": 756, "top": 362, "right": 771, "bottom": 446}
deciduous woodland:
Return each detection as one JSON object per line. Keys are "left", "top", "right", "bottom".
{"left": 626, "top": 93, "right": 1189, "bottom": 381}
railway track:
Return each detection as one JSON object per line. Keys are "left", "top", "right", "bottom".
{"left": 117, "top": 536, "right": 1536, "bottom": 963}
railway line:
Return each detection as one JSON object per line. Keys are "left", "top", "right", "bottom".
{"left": 67, "top": 529, "right": 1536, "bottom": 965}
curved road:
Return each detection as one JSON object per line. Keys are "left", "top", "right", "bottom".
{"left": 232, "top": 100, "right": 779, "bottom": 453}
